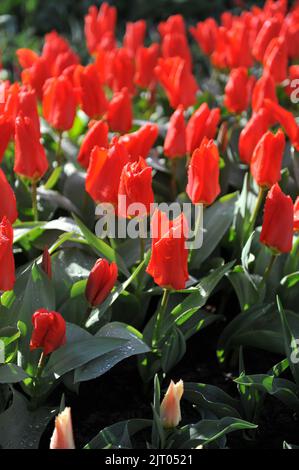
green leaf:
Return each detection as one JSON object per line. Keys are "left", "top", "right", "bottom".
{"left": 85, "top": 419, "right": 152, "bottom": 449}
{"left": 277, "top": 297, "right": 299, "bottom": 386}
{"left": 0, "top": 364, "right": 28, "bottom": 383}
{"left": 161, "top": 326, "right": 186, "bottom": 373}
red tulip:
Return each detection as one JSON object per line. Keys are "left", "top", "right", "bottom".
{"left": 21, "top": 57, "right": 50, "bottom": 100}
{"left": 16, "top": 48, "right": 39, "bottom": 69}
{"left": 186, "top": 103, "right": 220, "bottom": 155}
{"left": 74, "top": 64, "right": 108, "bottom": 119}
{"left": 250, "top": 129, "right": 285, "bottom": 188}
{"left": 186, "top": 137, "right": 220, "bottom": 205}
{"left": 155, "top": 57, "right": 198, "bottom": 109}
{"left": 0, "top": 115, "right": 13, "bottom": 163}
{"left": 252, "top": 72, "right": 278, "bottom": 113}
{"left": 190, "top": 19, "right": 218, "bottom": 56}
{"left": 226, "top": 22, "right": 253, "bottom": 69}
{"left": 120, "top": 123, "right": 159, "bottom": 161}
{"left": 43, "top": 76, "right": 77, "bottom": 131}
{"left": 18, "top": 87, "right": 40, "bottom": 136}
{"left": 160, "top": 380, "right": 184, "bottom": 428}
{"left": 107, "top": 48, "right": 135, "bottom": 95}
{"left": 77, "top": 120, "right": 109, "bottom": 169}
{"left": 0, "top": 168, "right": 18, "bottom": 224}
{"left": 158, "top": 15, "right": 186, "bottom": 38}
{"left": 107, "top": 87, "right": 133, "bottom": 134}
{"left": 2, "top": 82, "right": 20, "bottom": 122}
{"left": 42, "top": 31, "right": 74, "bottom": 64}
{"left": 14, "top": 113, "right": 48, "bottom": 181}
{"left": 263, "top": 37, "right": 288, "bottom": 84}
{"left": 164, "top": 105, "right": 186, "bottom": 159}
{"left": 252, "top": 17, "right": 282, "bottom": 62}
{"left": 50, "top": 407, "right": 75, "bottom": 450}
{"left": 264, "top": 99, "right": 299, "bottom": 150}
{"left": 161, "top": 33, "right": 192, "bottom": 71}
{"left": 211, "top": 26, "right": 229, "bottom": 69}
{"left": 135, "top": 44, "right": 159, "bottom": 90}
{"left": 41, "top": 246, "right": 52, "bottom": 280}
{"left": 239, "top": 108, "right": 271, "bottom": 165}
{"left": 51, "top": 50, "right": 80, "bottom": 78}
{"left": 86, "top": 141, "right": 129, "bottom": 206}
{"left": 146, "top": 209, "right": 189, "bottom": 290}
{"left": 224, "top": 67, "right": 256, "bottom": 114}
{"left": 0, "top": 216, "right": 15, "bottom": 291}
{"left": 84, "top": 3, "right": 117, "bottom": 55}
{"left": 260, "top": 183, "right": 294, "bottom": 254}
{"left": 118, "top": 157, "right": 154, "bottom": 218}
{"left": 264, "top": 0, "right": 287, "bottom": 16}
{"left": 285, "top": 65, "right": 299, "bottom": 97}
{"left": 281, "top": 12, "right": 299, "bottom": 59}
{"left": 294, "top": 197, "right": 299, "bottom": 233}
{"left": 30, "top": 309, "right": 66, "bottom": 355}
{"left": 85, "top": 258, "right": 118, "bottom": 306}
{"left": 123, "top": 20, "right": 146, "bottom": 56}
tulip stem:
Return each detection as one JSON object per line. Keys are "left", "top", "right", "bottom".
{"left": 249, "top": 186, "right": 265, "bottom": 230}
{"left": 31, "top": 181, "right": 38, "bottom": 222}
{"left": 152, "top": 288, "right": 170, "bottom": 351}
{"left": 56, "top": 132, "right": 63, "bottom": 166}
{"left": 260, "top": 253, "right": 278, "bottom": 289}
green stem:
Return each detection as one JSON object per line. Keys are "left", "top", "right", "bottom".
{"left": 260, "top": 253, "right": 278, "bottom": 289}
{"left": 152, "top": 289, "right": 170, "bottom": 351}
{"left": 31, "top": 180, "right": 38, "bottom": 222}
{"left": 249, "top": 186, "right": 265, "bottom": 229}
{"left": 56, "top": 132, "right": 63, "bottom": 166}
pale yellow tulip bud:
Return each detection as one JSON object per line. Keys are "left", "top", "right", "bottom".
{"left": 160, "top": 380, "right": 184, "bottom": 428}
{"left": 50, "top": 407, "right": 75, "bottom": 449}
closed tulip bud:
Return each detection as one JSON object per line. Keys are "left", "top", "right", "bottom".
{"left": 74, "top": 64, "right": 108, "bottom": 120}
{"left": 135, "top": 44, "right": 159, "bottom": 90}
{"left": 0, "top": 216, "right": 15, "bottom": 292}
{"left": 84, "top": 4, "right": 117, "bottom": 55}
{"left": 251, "top": 129, "right": 285, "bottom": 189}
{"left": 21, "top": 57, "right": 50, "bottom": 100}
{"left": 146, "top": 210, "right": 189, "bottom": 290}
{"left": 158, "top": 15, "right": 186, "bottom": 38}
{"left": 252, "top": 73, "right": 278, "bottom": 113}
{"left": 120, "top": 123, "right": 159, "bottom": 162}
{"left": 155, "top": 57, "right": 198, "bottom": 109}
{"left": 123, "top": 20, "right": 146, "bottom": 56}
{"left": 252, "top": 18, "right": 282, "bottom": 62}
{"left": 14, "top": 113, "right": 49, "bottom": 181}
{"left": 186, "top": 137, "right": 220, "bottom": 206}
{"left": 160, "top": 380, "right": 184, "bottom": 428}
{"left": 224, "top": 67, "right": 256, "bottom": 114}
{"left": 51, "top": 50, "right": 80, "bottom": 78}
{"left": 43, "top": 76, "right": 77, "bottom": 131}
{"left": 30, "top": 309, "right": 66, "bottom": 355}
{"left": 0, "top": 169, "right": 17, "bottom": 224}
{"left": 50, "top": 407, "right": 75, "bottom": 450}
{"left": 264, "top": 99, "right": 299, "bottom": 150}
{"left": 263, "top": 37, "right": 288, "bottom": 84}
{"left": 77, "top": 120, "right": 109, "bottom": 169}
{"left": 107, "top": 87, "right": 133, "bottom": 134}
{"left": 294, "top": 197, "right": 299, "bottom": 233}
{"left": 0, "top": 115, "right": 13, "bottom": 163}
{"left": 161, "top": 33, "right": 192, "bottom": 71}
{"left": 190, "top": 18, "right": 218, "bottom": 56}
{"left": 86, "top": 141, "right": 129, "bottom": 206}
{"left": 85, "top": 258, "right": 118, "bottom": 307}
{"left": 18, "top": 87, "right": 40, "bottom": 136}
{"left": 260, "top": 183, "right": 294, "bottom": 254}
{"left": 16, "top": 48, "right": 39, "bottom": 69}
{"left": 118, "top": 158, "right": 154, "bottom": 218}
{"left": 41, "top": 246, "right": 52, "bottom": 279}
{"left": 42, "top": 31, "right": 74, "bottom": 64}
{"left": 285, "top": 65, "right": 299, "bottom": 97}
{"left": 239, "top": 108, "right": 271, "bottom": 165}
{"left": 186, "top": 103, "right": 220, "bottom": 155}
{"left": 164, "top": 105, "right": 186, "bottom": 159}
{"left": 108, "top": 48, "right": 135, "bottom": 95}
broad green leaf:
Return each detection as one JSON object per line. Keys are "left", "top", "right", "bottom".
{"left": 0, "top": 364, "right": 28, "bottom": 383}
{"left": 85, "top": 419, "right": 152, "bottom": 449}
{"left": 277, "top": 297, "right": 299, "bottom": 386}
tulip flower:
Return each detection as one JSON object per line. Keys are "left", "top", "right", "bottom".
{"left": 0, "top": 115, "right": 13, "bottom": 163}
{"left": 42, "top": 76, "right": 77, "bottom": 131}
{"left": 224, "top": 67, "right": 256, "bottom": 114}
{"left": 74, "top": 64, "right": 108, "bottom": 119}
{"left": 51, "top": 49, "right": 80, "bottom": 78}
{"left": 294, "top": 197, "right": 299, "bottom": 233}
{"left": 120, "top": 123, "right": 159, "bottom": 162}
{"left": 285, "top": 65, "right": 299, "bottom": 97}
{"left": 186, "top": 103, "right": 220, "bottom": 155}
{"left": 86, "top": 141, "right": 129, "bottom": 206}
{"left": 164, "top": 105, "right": 186, "bottom": 159}
{"left": 264, "top": 99, "right": 299, "bottom": 150}
{"left": 155, "top": 57, "right": 198, "bottom": 109}
{"left": 18, "top": 87, "right": 40, "bottom": 136}
{"left": 251, "top": 73, "right": 278, "bottom": 113}
{"left": 226, "top": 22, "right": 253, "bottom": 69}
{"left": 84, "top": 3, "right": 117, "bottom": 55}
{"left": 186, "top": 137, "right": 220, "bottom": 206}
{"left": 146, "top": 210, "right": 189, "bottom": 290}
{"left": 239, "top": 108, "right": 271, "bottom": 165}
{"left": 107, "top": 87, "right": 133, "bottom": 134}
{"left": 14, "top": 113, "right": 48, "bottom": 181}
{"left": 252, "top": 18, "right": 282, "bottom": 62}
{"left": 118, "top": 157, "right": 154, "bottom": 218}
{"left": 0, "top": 169, "right": 18, "bottom": 224}
{"left": 158, "top": 15, "right": 186, "bottom": 38}
{"left": 123, "top": 20, "right": 146, "bottom": 56}
{"left": 77, "top": 120, "right": 109, "bottom": 169}
{"left": 161, "top": 33, "right": 192, "bottom": 71}
{"left": 135, "top": 44, "right": 159, "bottom": 90}
{"left": 160, "top": 380, "right": 184, "bottom": 428}
{"left": 41, "top": 246, "right": 52, "bottom": 280}
{"left": 190, "top": 18, "right": 218, "bottom": 56}
{"left": 21, "top": 57, "right": 50, "bottom": 100}
{"left": 30, "top": 309, "right": 66, "bottom": 355}
{"left": 281, "top": 13, "right": 299, "bottom": 59}
{"left": 85, "top": 258, "right": 118, "bottom": 307}
{"left": 250, "top": 129, "right": 285, "bottom": 189}
{"left": 16, "top": 48, "right": 39, "bottom": 69}
{"left": 0, "top": 216, "right": 15, "bottom": 292}
{"left": 107, "top": 48, "right": 135, "bottom": 95}
{"left": 50, "top": 407, "right": 75, "bottom": 450}
{"left": 260, "top": 183, "right": 294, "bottom": 254}
{"left": 263, "top": 37, "right": 288, "bottom": 84}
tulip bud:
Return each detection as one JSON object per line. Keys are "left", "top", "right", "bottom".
{"left": 294, "top": 197, "right": 299, "bottom": 233}
{"left": 21, "top": 57, "right": 49, "bottom": 100}
{"left": 85, "top": 258, "right": 118, "bottom": 307}
{"left": 0, "top": 115, "right": 13, "bottom": 163}
{"left": 41, "top": 246, "right": 52, "bottom": 280}
{"left": 164, "top": 106, "right": 186, "bottom": 159}
{"left": 0, "top": 168, "right": 18, "bottom": 224}
{"left": 264, "top": 99, "right": 299, "bottom": 150}
{"left": 161, "top": 33, "right": 192, "bottom": 71}
{"left": 16, "top": 48, "right": 39, "bottom": 69}
{"left": 108, "top": 48, "right": 135, "bottom": 95}
{"left": 135, "top": 44, "right": 159, "bottom": 90}
{"left": 50, "top": 407, "right": 75, "bottom": 449}
{"left": 107, "top": 87, "right": 133, "bottom": 134}
{"left": 250, "top": 129, "right": 285, "bottom": 189}
{"left": 84, "top": 4, "right": 117, "bottom": 55}
{"left": 239, "top": 108, "right": 271, "bottom": 165}
{"left": 160, "top": 380, "right": 184, "bottom": 428}
{"left": 30, "top": 309, "right": 66, "bottom": 355}
{"left": 190, "top": 18, "right": 218, "bottom": 56}
{"left": 18, "top": 87, "right": 40, "bottom": 137}
{"left": 186, "top": 103, "right": 220, "bottom": 155}
{"left": 251, "top": 73, "right": 277, "bottom": 113}
{"left": 120, "top": 123, "right": 159, "bottom": 162}
{"left": 263, "top": 37, "right": 288, "bottom": 84}
{"left": 74, "top": 64, "right": 108, "bottom": 120}
{"left": 123, "top": 20, "right": 146, "bottom": 56}
{"left": 252, "top": 18, "right": 282, "bottom": 62}
{"left": 42, "top": 76, "right": 77, "bottom": 131}
{"left": 186, "top": 137, "right": 220, "bottom": 206}
{"left": 77, "top": 120, "right": 109, "bottom": 169}
{"left": 224, "top": 67, "right": 256, "bottom": 114}
{"left": 260, "top": 183, "right": 294, "bottom": 254}
{"left": 0, "top": 216, "right": 15, "bottom": 292}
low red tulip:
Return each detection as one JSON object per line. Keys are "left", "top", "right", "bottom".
{"left": 0, "top": 216, "right": 15, "bottom": 292}
{"left": 164, "top": 105, "right": 186, "bottom": 159}
{"left": 0, "top": 115, "right": 13, "bottom": 163}
{"left": 77, "top": 120, "right": 109, "bottom": 169}
{"left": 120, "top": 123, "right": 159, "bottom": 162}
{"left": 263, "top": 37, "right": 288, "bottom": 84}
{"left": 74, "top": 64, "right": 108, "bottom": 119}
{"left": 123, "top": 20, "right": 146, "bottom": 56}
{"left": 161, "top": 33, "right": 192, "bottom": 71}
{"left": 84, "top": 3, "right": 117, "bottom": 55}
{"left": 251, "top": 72, "right": 278, "bottom": 113}
{"left": 252, "top": 17, "right": 282, "bottom": 62}
{"left": 30, "top": 309, "right": 66, "bottom": 355}
{"left": 107, "top": 87, "right": 133, "bottom": 134}
{"left": 186, "top": 103, "right": 220, "bottom": 155}
{"left": 42, "top": 76, "right": 77, "bottom": 131}
{"left": 135, "top": 44, "right": 160, "bottom": 90}
{"left": 239, "top": 108, "right": 271, "bottom": 165}
{"left": 0, "top": 168, "right": 18, "bottom": 224}
{"left": 224, "top": 67, "right": 256, "bottom": 114}
{"left": 264, "top": 99, "right": 299, "bottom": 150}
{"left": 190, "top": 18, "right": 218, "bottom": 56}
{"left": 85, "top": 258, "right": 118, "bottom": 307}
